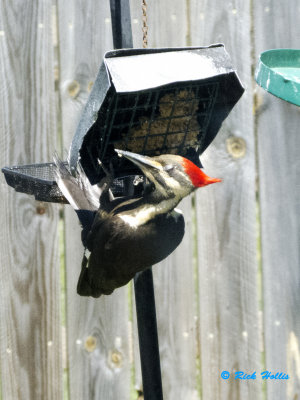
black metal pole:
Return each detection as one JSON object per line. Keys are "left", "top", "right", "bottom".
{"left": 109, "top": 0, "right": 133, "bottom": 48}
{"left": 134, "top": 270, "right": 163, "bottom": 399}
{"left": 109, "top": 1, "right": 163, "bottom": 399}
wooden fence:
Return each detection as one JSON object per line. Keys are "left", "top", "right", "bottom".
{"left": 0, "top": 0, "right": 299, "bottom": 399}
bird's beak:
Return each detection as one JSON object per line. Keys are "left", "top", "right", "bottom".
{"left": 115, "top": 149, "right": 163, "bottom": 173}
{"left": 115, "top": 149, "right": 173, "bottom": 196}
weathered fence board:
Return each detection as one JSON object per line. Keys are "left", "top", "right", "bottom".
{"left": 57, "top": 1, "right": 131, "bottom": 399}
{"left": 254, "top": 1, "right": 300, "bottom": 399}
{"left": 132, "top": 199, "right": 199, "bottom": 399}
{"left": 190, "top": 1, "right": 261, "bottom": 399}
{"left": 1, "top": 0, "right": 299, "bottom": 399}
{"left": 129, "top": 1, "right": 199, "bottom": 398}
{"left": 0, "top": 1, "right": 61, "bottom": 399}
{"left": 153, "top": 198, "right": 199, "bottom": 400}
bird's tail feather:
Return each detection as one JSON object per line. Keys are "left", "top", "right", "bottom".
{"left": 53, "top": 153, "right": 100, "bottom": 211}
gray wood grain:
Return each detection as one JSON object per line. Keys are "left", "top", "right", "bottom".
{"left": 0, "top": 1, "right": 62, "bottom": 399}
{"left": 153, "top": 198, "right": 199, "bottom": 400}
{"left": 130, "top": 0, "right": 188, "bottom": 49}
{"left": 129, "top": 1, "right": 199, "bottom": 399}
{"left": 57, "top": 0, "right": 131, "bottom": 399}
{"left": 254, "top": 1, "right": 300, "bottom": 399}
{"left": 190, "top": 0, "right": 261, "bottom": 399}
{"left": 131, "top": 197, "right": 199, "bottom": 399}
{"left": 2, "top": 1, "right": 300, "bottom": 399}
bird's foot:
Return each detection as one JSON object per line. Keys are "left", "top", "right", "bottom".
{"left": 97, "top": 159, "right": 114, "bottom": 192}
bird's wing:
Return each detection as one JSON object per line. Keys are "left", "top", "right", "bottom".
{"left": 81, "top": 212, "right": 185, "bottom": 297}
{"left": 53, "top": 153, "right": 100, "bottom": 211}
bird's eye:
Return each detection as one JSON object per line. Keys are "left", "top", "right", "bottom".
{"left": 164, "top": 164, "right": 174, "bottom": 172}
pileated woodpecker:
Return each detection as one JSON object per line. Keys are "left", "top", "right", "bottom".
{"left": 54, "top": 150, "right": 221, "bottom": 297}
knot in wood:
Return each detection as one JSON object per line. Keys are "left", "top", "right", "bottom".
{"left": 84, "top": 336, "right": 97, "bottom": 352}
{"left": 109, "top": 349, "right": 123, "bottom": 368}
{"left": 67, "top": 80, "right": 80, "bottom": 99}
{"left": 87, "top": 81, "right": 94, "bottom": 92}
{"left": 36, "top": 203, "right": 46, "bottom": 215}
{"left": 226, "top": 136, "right": 246, "bottom": 159}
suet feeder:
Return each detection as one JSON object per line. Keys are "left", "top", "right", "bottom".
{"left": 2, "top": 45, "right": 243, "bottom": 199}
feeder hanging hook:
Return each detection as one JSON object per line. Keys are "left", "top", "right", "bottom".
{"left": 142, "top": 0, "right": 148, "bottom": 48}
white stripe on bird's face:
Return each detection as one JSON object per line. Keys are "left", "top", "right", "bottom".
{"left": 152, "top": 168, "right": 192, "bottom": 199}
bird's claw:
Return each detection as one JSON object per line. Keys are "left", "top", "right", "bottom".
{"left": 97, "top": 158, "right": 114, "bottom": 192}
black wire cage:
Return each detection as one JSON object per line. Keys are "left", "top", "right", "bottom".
{"left": 2, "top": 44, "right": 244, "bottom": 200}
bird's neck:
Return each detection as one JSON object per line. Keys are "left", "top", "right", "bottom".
{"left": 116, "top": 194, "right": 182, "bottom": 229}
